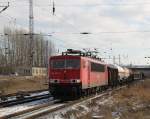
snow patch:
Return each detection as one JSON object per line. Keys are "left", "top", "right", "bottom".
{"left": 0, "top": 97, "right": 53, "bottom": 117}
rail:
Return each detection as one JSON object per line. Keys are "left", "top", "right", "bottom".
{"left": 0, "top": 89, "right": 50, "bottom": 107}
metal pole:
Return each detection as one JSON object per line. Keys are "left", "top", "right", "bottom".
{"left": 46, "top": 40, "right": 49, "bottom": 84}
{"left": 29, "top": 0, "right": 34, "bottom": 67}
{"left": 113, "top": 56, "right": 115, "bottom": 64}
{"left": 119, "top": 54, "right": 121, "bottom": 65}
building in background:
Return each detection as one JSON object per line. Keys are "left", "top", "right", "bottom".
{"left": 16, "top": 67, "right": 47, "bottom": 77}
{"left": 32, "top": 67, "right": 47, "bottom": 77}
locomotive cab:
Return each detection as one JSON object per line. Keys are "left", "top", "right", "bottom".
{"left": 49, "top": 55, "right": 81, "bottom": 99}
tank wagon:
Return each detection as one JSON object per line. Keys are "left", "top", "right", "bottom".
{"left": 49, "top": 49, "right": 134, "bottom": 99}
{"left": 114, "top": 65, "right": 134, "bottom": 84}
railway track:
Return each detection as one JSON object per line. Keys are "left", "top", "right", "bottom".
{"left": 0, "top": 94, "right": 51, "bottom": 107}
{"left": 0, "top": 85, "right": 127, "bottom": 119}
{"left": 0, "top": 89, "right": 48, "bottom": 100}
{"left": 0, "top": 89, "right": 50, "bottom": 107}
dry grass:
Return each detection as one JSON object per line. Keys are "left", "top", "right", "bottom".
{"left": 61, "top": 79, "right": 150, "bottom": 119}
{"left": 115, "top": 80, "right": 150, "bottom": 102}
{"left": 111, "top": 80, "right": 150, "bottom": 119}
{"left": 97, "top": 79, "right": 150, "bottom": 119}
{"left": 0, "top": 76, "right": 48, "bottom": 95}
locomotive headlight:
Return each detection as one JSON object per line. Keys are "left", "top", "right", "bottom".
{"left": 70, "top": 79, "right": 81, "bottom": 83}
{"left": 50, "top": 79, "right": 59, "bottom": 83}
{"left": 76, "top": 79, "right": 81, "bottom": 83}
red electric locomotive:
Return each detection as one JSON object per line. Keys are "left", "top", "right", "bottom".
{"left": 49, "top": 49, "right": 118, "bottom": 99}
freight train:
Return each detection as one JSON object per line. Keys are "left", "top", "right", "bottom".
{"left": 48, "top": 49, "right": 140, "bottom": 99}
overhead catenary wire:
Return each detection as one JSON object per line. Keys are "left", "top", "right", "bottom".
{"left": 6, "top": 1, "right": 150, "bottom": 7}
{"left": 1, "top": 1, "right": 150, "bottom": 39}
{"left": 2, "top": 1, "right": 150, "bottom": 32}
{"left": 2, "top": 30, "right": 150, "bottom": 36}
{"left": 0, "top": 1, "right": 148, "bottom": 66}
{"left": 34, "top": 1, "right": 81, "bottom": 33}
{"left": 34, "top": 1, "right": 150, "bottom": 35}
{"left": 47, "top": 3, "right": 150, "bottom": 7}
{"left": 31, "top": 1, "right": 150, "bottom": 35}
{"left": 0, "top": 2, "right": 9, "bottom": 14}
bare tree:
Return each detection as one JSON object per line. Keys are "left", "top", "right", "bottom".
{"left": 0, "top": 27, "right": 55, "bottom": 75}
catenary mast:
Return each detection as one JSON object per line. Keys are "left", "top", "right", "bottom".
{"left": 29, "top": 0, "right": 34, "bottom": 66}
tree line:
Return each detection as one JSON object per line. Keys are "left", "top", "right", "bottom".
{"left": 0, "top": 27, "right": 55, "bottom": 74}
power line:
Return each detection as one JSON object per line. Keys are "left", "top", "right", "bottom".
{"left": 47, "top": 3, "right": 150, "bottom": 7}
{"left": 0, "top": 2, "right": 9, "bottom": 14}
{"left": 7, "top": 1, "right": 150, "bottom": 7}
{"left": 1, "top": 30, "right": 150, "bottom": 36}
{"left": 92, "top": 31, "right": 150, "bottom": 34}
{"left": 44, "top": 30, "right": 150, "bottom": 35}
{"left": 34, "top": 2, "right": 82, "bottom": 33}
{"left": 0, "top": 33, "right": 52, "bottom": 36}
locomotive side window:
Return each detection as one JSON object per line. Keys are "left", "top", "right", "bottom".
{"left": 91, "top": 62, "right": 105, "bottom": 72}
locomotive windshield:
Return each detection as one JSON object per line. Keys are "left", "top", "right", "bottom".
{"left": 51, "top": 59, "right": 80, "bottom": 69}
{"left": 51, "top": 60, "right": 64, "bottom": 69}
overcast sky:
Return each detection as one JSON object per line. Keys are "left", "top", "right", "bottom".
{"left": 1, "top": 0, "right": 150, "bottom": 65}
